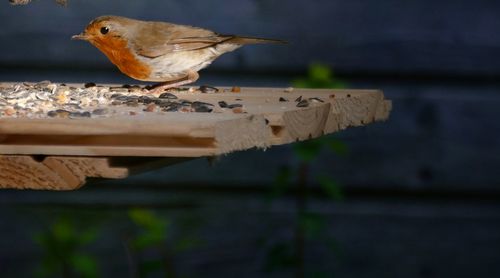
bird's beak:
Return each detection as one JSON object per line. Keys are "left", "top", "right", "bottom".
{"left": 71, "top": 33, "right": 88, "bottom": 40}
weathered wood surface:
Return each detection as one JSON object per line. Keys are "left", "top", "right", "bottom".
{"left": 0, "top": 87, "right": 390, "bottom": 157}
{"left": 0, "top": 156, "right": 127, "bottom": 190}
{"left": 0, "top": 156, "right": 188, "bottom": 190}
{"left": 0, "top": 86, "right": 390, "bottom": 190}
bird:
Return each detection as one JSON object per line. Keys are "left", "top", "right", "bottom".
{"left": 72, "top": 15, "right": 286, "bottom": 93}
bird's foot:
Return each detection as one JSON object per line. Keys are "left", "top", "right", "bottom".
{"left": 147, "top": 71, "right": 199, "bottom": 94}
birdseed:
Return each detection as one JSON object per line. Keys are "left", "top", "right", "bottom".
{"left": 296, "top": 99, "right": 309, "bottom": 107}
{"left": 0, "top": 81, "right": 221, "bottom": 119}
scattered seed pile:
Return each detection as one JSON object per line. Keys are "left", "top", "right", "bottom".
{"left": 0, "top": 82, "right": 325, "bottom": 119}
{"left": 0, "top": 81, "right": 232, "bottom": 119}
{"left": 9, "top": 0, "right": 67, "bottom": 6}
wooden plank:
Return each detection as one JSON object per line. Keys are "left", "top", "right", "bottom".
{"left": 0, "top": 155, "right": 191, "bottom": 190}
{"left": 0, "top": 86, "right": 389, "bottom": 157}
{"left": 0, "top": 85, "right": 390, "bottom": 189}
{"left": 0, "top": 114, "right": 246, "bottom": 137}
{"left": 0, "top": 156, "right": 126, "bottom": 190}
{"left": 0, "top": 145, "right": 216, "bottom": 157}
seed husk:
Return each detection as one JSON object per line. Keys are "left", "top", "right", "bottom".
{"left": 199, "top": 85, "right": 219, "bottom": 93}
{"left": 218, "top": 101, "right": 228, "bottom": 108}
{"left": 69, "top": 111, "right": 91, "bottom": 118}
{"left": 92, "top": 108, "right": 108, "bottom": 115}
{"left": 309, "top": 97, "right": 324, "bottom": 103}
{"left": 296, "top": 100, "right": 309, "bottom": 107}
{"left": 159, "top": 92, "right": 178, "bottom": 99}
{"left": 194, "top": 105, "right": 213, "bottom": 113}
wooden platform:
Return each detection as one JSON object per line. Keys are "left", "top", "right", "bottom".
{"left": 0, "top": 86, "right": 391, "bottom": 190}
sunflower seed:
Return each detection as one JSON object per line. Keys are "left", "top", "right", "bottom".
{"left": 194, "top": 105, "right": 213, "bottom": 113}
{"left": 84, "top": 82, "right": 96, "bottom": 88}
{"left": 199, "top": 85, "right": 219, "bottom": 93}
{"left": 69, "top": 111, "right": 91, "bottom": 118}
{"left": 296, "top": 100, "right": 309, "bottom": 107}
{"left": 218, "top": 101, "right": 228, "bottom": 108}
{"left": 47, "top": 109, "right": 71, "bottom": 118}
{"left": 309, "top": 97, "right": 324, "bottom": 103}
{"left": 227, "top": 104, "right": 243, "bottom": 109}
{"left": 159, "top": 92, "right": 178, "bottom": 99}
{"left": 92, "top": 108, "right": 108, "bottom": 115}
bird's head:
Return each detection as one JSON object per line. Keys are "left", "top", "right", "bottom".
{"left": 72, "top": 15, "right": 136, "bottom": 49}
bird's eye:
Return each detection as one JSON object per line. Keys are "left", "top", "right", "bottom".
{"left": 100, "top": 26, "right": 109, "bottom": 35}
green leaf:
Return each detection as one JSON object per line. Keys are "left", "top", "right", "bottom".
{"left": 34, "top": 255, "right": 60, "bottom": 278}
{"left": 309, "top": 63, "right": 332, "bottom": 82}
{"left": 128, "top": 209, "right": 170, "bottom": 251}
{"left": 132, "top": 228, "right": 166, "bottom": 250}
{"left": 129, "top": 209, "right": 160, "bottom": 228}
{"left": 130, "top": 209, "right": 169, "bottom": 231}
{"left": 291, "top": 79, "right": 307, "bottom": 88}
{"left": 300, "top": 212, "right": 326, "bottom": 240}
{"left": 317, "top": 176, "right": 343, "bottom": 201}
{"left": 325, "top": 138, "right": 349, "bottom": 156}
{"left": 174, "top": 236, "right": 202, "bottom": 252}
{"left": 71, "top": 253, "right": 98, "bottom": 278}
{"left": 78, "top": 228, "right": 98, "bottom": 245}
{"left": 52, "top": 218, "right": 74, "bottom": 242}
{"left": 33, "top": 232, "right": 47, "bottom": 247}
{"left": 293, "top": 139, "right": 323, "bottom": 162}
{"left": 292, "top": 63, "right": 348, "bottom": 89}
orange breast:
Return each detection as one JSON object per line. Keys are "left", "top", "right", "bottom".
{"left": 91, "top": 37, "right": 152, "bottom": 81}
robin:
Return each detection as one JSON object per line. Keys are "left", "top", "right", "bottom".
{"left": 72, "top": 15, "right": 285, "bottom": 93}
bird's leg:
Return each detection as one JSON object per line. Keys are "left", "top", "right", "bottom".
{"left": 148, "top": 71, "right": 199, "bottom": 94}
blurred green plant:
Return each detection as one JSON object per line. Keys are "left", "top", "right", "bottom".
{"left": 33, "top": 215, "right": 99, "bottom": 278}
{"left": 30, "top": 207, "right": 202, "bottom": 278}
{"left": 128, "top": 209, "right": 169, "bottom": 251}
{"left": 263, "top": 63, "right": 348, "bottom": 277}
{"left": 293, "top": 63, "right": 348, "bottom": 89}
{"left": 126, "top": 208, "right": 203, "bottom": 278}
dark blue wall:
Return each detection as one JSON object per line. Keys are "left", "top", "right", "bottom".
{"left": 0, "top": 1, "right": 499, "bottom": 278}
{"left": 2, "top": 0, "right": 500, "bottom": 75}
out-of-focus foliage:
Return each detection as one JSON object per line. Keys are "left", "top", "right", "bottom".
{"left": 127, "top": 208, "right": 203, "bottom": 277}
{"left": 293, "top": 63, "right": 347, "bottom": 89}
{"left": 293, "top": 137, "right": 348, "bottom": 163}
{"left": 263, "top": 63, "right": 348, "bottom": 277}
{"left": 31, "top": 208, "right": 202, "bottom": 278}
{"left": 33, "top": 215, "right": 99, "bottom": 278}
{"left": 128, "top": 208, "right": 169, "bottom": 251}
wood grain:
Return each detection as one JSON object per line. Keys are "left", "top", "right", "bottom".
{"left": 0, "top": 86, "right": 391, "bottom": 189}
{"left": 0, "top": 87, "right": 390, "bottom": 157}
{"left": 0, "top": 156, "right": 129, "bottom": 190}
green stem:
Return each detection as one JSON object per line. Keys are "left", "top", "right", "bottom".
{"left": 296, "top": 162, "right": 309, "bottom": 278}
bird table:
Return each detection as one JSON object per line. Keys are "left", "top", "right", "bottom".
{"left": 0, "top": 82, "right": 391, "bottom": 190}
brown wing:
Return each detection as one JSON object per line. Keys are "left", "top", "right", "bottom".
{"left": 132, "top": 21, "right": 233, "bottom": 58}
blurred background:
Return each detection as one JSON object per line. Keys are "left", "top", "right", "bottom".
{"left": 1, "top": 0, "right": 500, "bottom": 277}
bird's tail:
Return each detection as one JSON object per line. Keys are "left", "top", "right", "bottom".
{"left": 224, "top": 35, "right": 287, "bottom": 45}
